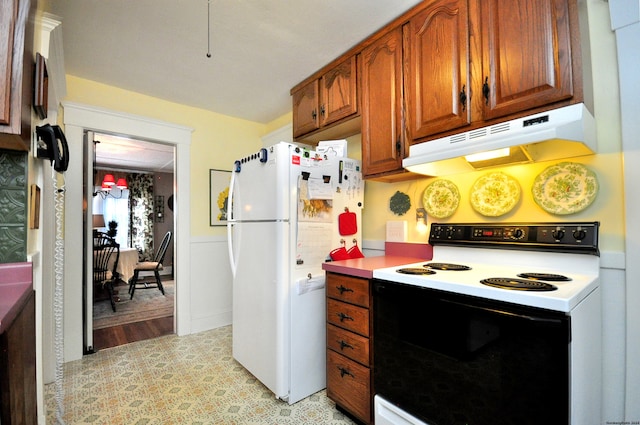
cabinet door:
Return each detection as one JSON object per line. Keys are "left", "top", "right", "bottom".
{"left": 481, "top": 0, "right": 573, "bottom": 120}
{"left": 406, "top": 0, "right": 470, "bottom": 140}
{"left": 292, "top": 79, "right": 320, "bottom": 138}
{"left": 1, "top": 0, "right": 17, "bottom": 126}
{"left": 327, "top": 350, "right": 371, "bottom": 423}
{"left": 320, "top": 56, "right": 358, "bottom": 127}
{"left": 361, "top": 27, "right": 404, "bottom": 177}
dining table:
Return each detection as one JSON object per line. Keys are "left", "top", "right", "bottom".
{"left": 110, "top": 247, "right": 139, "bottom": 283}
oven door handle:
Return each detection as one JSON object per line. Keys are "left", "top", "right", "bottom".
{"left": 440, "top": 298, "right": 566, "bottom": 325}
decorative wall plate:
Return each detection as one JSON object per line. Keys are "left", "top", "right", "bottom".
{"left": 422, "top": 179, "right": 460, "bottom": 218}
{"left": 532, "top": 162, "right": 598, "bottom": 215}
{"left": 470, "top": 172, "right": 521, "bottom": 217}
{"left": 389, "top": 191, "right": 411, "bottom": 216}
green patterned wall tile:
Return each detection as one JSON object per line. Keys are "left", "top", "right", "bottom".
{"left": 0, "top": 150, "right": 28, "bottom": 263}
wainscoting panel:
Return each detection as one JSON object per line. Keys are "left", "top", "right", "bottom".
{"left": 189, "top": 235, "right": 232, "bottom": 333}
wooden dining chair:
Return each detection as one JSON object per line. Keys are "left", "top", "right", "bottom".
{"left": 128, "top": 231, "right": 172, "bottom": 300}
{"left": 93, "top": 232, "right": 120, "bottom": 312}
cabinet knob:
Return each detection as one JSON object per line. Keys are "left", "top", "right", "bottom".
{"left": 338, "top": 366, "right": 354, "bottom": 378}
{"left": 459, "top": 85, "right": 467, "bottom": 111}
{"left": 311, "top": 109, "right": 317, "bottom": 120}
{"left": 336, "top": 285, "right": 354, "bottom": 294}
{"left": 483, "top": 77, "right": 490, "bottom": 105}
{"left": 339, "top": 340, "right": 354, "bottom": 351}
{"left": 337, "top": 312, "right": 354, "bottom": 322}
{"left": 320, "top": 105, "right": 326, "bottom": 116}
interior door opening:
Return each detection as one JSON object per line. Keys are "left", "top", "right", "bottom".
{"left": 85, "top": 131, "right": 176, "bottom": 352}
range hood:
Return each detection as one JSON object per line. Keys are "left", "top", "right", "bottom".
{"left": 403, "top": 103, "right": 596, "bottom": 176}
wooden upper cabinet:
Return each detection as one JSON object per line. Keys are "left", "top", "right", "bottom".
{"left": 292, "top": 55, "right": 358, "bottom": 139}
{"left": 406, "top": 0, "right": 471, "bottom": 141}
{"left": 320, "top": 56, "right": 358, "bottom": 127}
{"left": 361, "top": 27, "right": 404, "bottom": 178}
{"left": 290, "top": 0, "right": 581, "bottom": 178}
{"left": 480, "top": 0, "right": 574, "bottom": 120}
{"left": 1, "top": 0, "right": 35, "bottom": 151}
{"left": 1, "top": 0, "right": 17, "bottom": 126}
{"left": 292, "top": 79, "right": 320, "bottom": 138}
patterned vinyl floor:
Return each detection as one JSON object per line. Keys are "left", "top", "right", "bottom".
{"left": 45, "top": 325, "right": 357, "bottom": 424}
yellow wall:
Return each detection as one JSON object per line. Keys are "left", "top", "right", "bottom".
{"left": 65, "top": 75, "right": 266, "bottom": 236}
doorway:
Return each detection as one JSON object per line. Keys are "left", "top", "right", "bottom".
{"left": 59, "top": 102, "right": 192, "bottom": 362}
{"left": 90, "top": 132, "right": 176, "bottom": 349}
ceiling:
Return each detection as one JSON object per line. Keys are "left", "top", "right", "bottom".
{"left": 45, "top": 0, "right": 422, "bottom": 170}
{"left": 93, "top": 133, "right": 175, "bottom": 173}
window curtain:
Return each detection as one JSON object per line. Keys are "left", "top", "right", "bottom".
{"left": 127, "top": 173, "right": 154, "bottom": 260}
{"left": 92, "top": 191, "right": 129, "bottom": 248}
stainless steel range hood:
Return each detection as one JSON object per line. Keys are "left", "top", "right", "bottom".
{"left": 403, "top": 103, "right": 596, "bottom": 176}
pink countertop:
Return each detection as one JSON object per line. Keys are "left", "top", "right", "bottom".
{"left": 322, "top": 242, "right": 433, "bottom": 279}
{"left": 0, "top": 262, "right": 33, "bottom": 333}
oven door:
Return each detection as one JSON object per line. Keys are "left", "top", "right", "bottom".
{"left": 373, "top": 279, "right": 571, "bottom": 425}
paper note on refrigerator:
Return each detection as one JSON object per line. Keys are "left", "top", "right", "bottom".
{"left": 296, "top": 222, "right": 332, "bottom": 268}
{"left": 307, "top": 178, "right": 334, "bottom": 199}
{"left": 296, "top": 275, "right": 326, "bottom": 295}
{"left": 298, "top": 178, "right": 332, "bottom": 222}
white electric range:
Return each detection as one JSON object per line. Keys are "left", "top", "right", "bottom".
{"left": 372, "top": 222, "right": 602, "bottom": 425}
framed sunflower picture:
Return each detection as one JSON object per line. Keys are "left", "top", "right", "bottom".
{"left": 210, "top": 169, "right": 231, "bottom": 226}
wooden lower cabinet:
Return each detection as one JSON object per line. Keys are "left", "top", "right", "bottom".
{"left": 0, "top": 290, "right": 37, "bottom": 424}
{"left": 327, "top": 350, "right": 371, "bottom": 422}
{"left": 326, "top": 272, "right": 372, "bottom": 424}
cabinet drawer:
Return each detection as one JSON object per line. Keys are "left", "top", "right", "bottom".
{"left": 327, "top": 349, "right": 371, "bottom": 423}
{"left": 326, "top": 273, "right": 370, "bottom": 307}
{"left": 327, "top": 324, "right": 369, "bottom": 366}
{"left": 327, "top": 298, "right": 369, "bottom": 336}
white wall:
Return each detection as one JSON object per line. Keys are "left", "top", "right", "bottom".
{"left": 608, "top": 0, "right": 640, "bottom": 419}
{"left": 188, "top": 236, "right": 233, "bottom": 332}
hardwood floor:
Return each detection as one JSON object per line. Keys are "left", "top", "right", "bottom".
{"left": 93, "top": 315, "right": 174, "bottom": 351}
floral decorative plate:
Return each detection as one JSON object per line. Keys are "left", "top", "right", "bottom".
{"left": 532, "top": 162, "right": 598, "bottom": 215}
{"left": 470, "top": 172, "right": 521, "bottom": 217}
{"left": 422, "top": 179, "right": 460, "bottom": 218}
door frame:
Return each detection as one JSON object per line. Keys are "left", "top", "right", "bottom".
{"left": 61, "top": 101, "right": 192, "bottom": 361}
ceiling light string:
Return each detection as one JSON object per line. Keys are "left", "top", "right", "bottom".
{"left": 206, "top": 0, "right": 212, "bottom": 58}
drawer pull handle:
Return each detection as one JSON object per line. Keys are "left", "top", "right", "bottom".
{"left": 338, "top": 367, "right": 354, "bottom": 378}
{"left": 337, "top": 285, "right": 354, "bottom": 294}
{"left": 337, "top": 312, "right": 354, "bottom": 322}
{"left": 338, "top": 340, "right": 354, "bottom": 351}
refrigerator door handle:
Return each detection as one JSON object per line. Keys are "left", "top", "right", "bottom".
{"left": 227, "top": 170, "right": 238, "bottom": 277}
{"left": 227, "top": 222, "right": 237, "bottom": 277}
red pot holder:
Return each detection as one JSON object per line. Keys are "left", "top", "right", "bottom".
{"left": 347, "top": 239, "right": 364, "bottom": 259}
{"left": 329, "top": 246, "right": 350, "bottom": 261}
{"left": 338, "top": 208, "right": 357, "bottom": 236}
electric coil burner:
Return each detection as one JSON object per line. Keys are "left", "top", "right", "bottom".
{"left": 396, "top": 268, "right": 436, "bottom": 275}
{"left": 480, "top": 277, "right": 558, "bottom": 291}
{"left": 517, "top": 272, "right": 572, "bottom": 281}
{"left": 424, "top": 262, "right": 471, "bottom": 271}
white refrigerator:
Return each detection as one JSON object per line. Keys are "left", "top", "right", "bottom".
{"left": 227, "top": 142, "right": 364, "bottom": 404}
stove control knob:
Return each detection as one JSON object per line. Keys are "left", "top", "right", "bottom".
{"left": 552, "top": 228, "right": 565, "bottom": 240}
{"left": 512, "top": 228, "right": 525, "bottom": 239}
{"left": 573, "top": 228, "right": 587, "bottom": 241}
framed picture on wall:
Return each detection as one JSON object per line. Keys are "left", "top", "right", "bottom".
{"left": 210, "top": 169, "right": 231, "bottom": 226}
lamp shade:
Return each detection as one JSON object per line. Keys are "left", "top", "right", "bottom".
{"left": 92, "top": 214, "right": 106, "bottom": 228}
{"left": 101, "top": 182, "right": 112, "bottom": 191}
{"left": 116, "top": 178, "right": 128, "bottom": 189}
{"left": 102, "top": 174, "right": 116, "bottom": 186}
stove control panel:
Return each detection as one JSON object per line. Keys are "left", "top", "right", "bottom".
{"left": 429, "top": 222, "right": 599, "bottom": 254}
